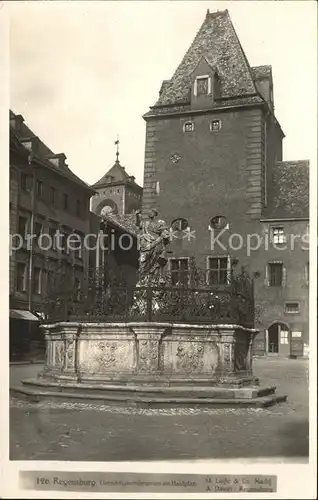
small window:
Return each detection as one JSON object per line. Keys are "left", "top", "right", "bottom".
{"left": 152, "top": 181, "right": 160, "bottom": 195}
{"left": 47, "top": 270, "right": 56, "bottom": 292}
{"left": 305, "top": 262, "right": 309, "bottom": 283}
{"left": 49, "top": 227, "right": 58, "bottom": 250}
{"left": 62, "top": 233, "right": 71, "bottom": 254}
{"left": 18, "top": 216, "right": 28, "bottom": 239}
{"left": 74, "top": 277, "right": 81, "bottom": 300}
{"left": 268, "top": 262, "right": 283, "bottom": 286}
{"left": 171, "top": 218, "right": 189, "bottom": 231}
{"left": 207, "top": 257, "right": 230, "bottom": 285}
{"left": 73, "top": 233, "right": 83, "bottom": 260}
{"left": 76, "top": 200, "right": 81, "bottom": 217}
{"left": 20, "top": 172, "right": 27, "bottom": 191}
{"left": 183, "top": 122, "right": 194, "bottom": 132}
{"left": 34, "top": 221, "right": 42, "bottom": 239}
{"left": 195, "top": 76, "right": 210, "bottom": 96}
{"left": 285, "top": 302, "right": 300, "bottom": 314}
{"left": 33, "top": 267, "right": 42, "bottom": 295}
{"left": 210, "top": 215, "right": 228, "bottom": 230}
{"left": 280, "top": 330, "right": 289, "bottom": 345}
{"left": 50, "top": 187, "right": 56, "bottom": 205}
{"left": 210, "top": 120, "right": 221, "bottom": 132}
{"left": 272, "top": 227, "right": 285, "bottom": 245}
{"left": 63, "top": 193, "right": 68, "bottom": 210}
{"left": 16, "top": 262, "right": 27, "bottom": 292}
{"left": 170, "top": 258, "right": 190, "bottom": 286}
{"left": 36, "top": 180, "right": 43, "bottom": 197}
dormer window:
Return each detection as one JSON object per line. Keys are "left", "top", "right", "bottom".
{"left": 47, "top": 153, "right": 66, "bottom": 169}
{"left": 183, "top": 121, "right": 194, "bottom": 132}
{"left": 21, "top": 140, "right": 32, "bottom": 152}
{"left": 210, "top": 120, "right": 221, "bottom": 132}
{"left": 194, "top": 75, "right": 211, "bottom": 97}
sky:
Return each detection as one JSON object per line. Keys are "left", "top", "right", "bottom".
{"left": 9, "top": 0, "right": 317, "bottom": 187}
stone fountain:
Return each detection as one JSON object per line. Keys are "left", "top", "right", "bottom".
{"left": 11, "top": 211, "right": 287, "bottom": 408}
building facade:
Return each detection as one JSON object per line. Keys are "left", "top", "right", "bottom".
{"left": 141, "top": 10, "right": 309, "bottom": 357}
{"left": 9, "top": 111, "right": 95, "bottom": 359}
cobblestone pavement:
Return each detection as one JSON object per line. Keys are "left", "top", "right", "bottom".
{"left": 10, "top": 358, "right": 309, "bottom": 461}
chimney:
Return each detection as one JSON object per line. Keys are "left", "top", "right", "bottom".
{"left": 46, "top": 153, "right": 67, "bottom": 169}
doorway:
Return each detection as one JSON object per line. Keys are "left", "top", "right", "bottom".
{"left": 267, "top": 322, "right": 290, "bottom": 356}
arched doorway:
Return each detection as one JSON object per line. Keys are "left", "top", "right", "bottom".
{"left": 266, "top": 322, "right": 290, "bottom": 356}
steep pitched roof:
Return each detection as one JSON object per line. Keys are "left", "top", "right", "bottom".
{"left": 92, "top": 161, "right": 142, "bottom": 191}
{"left": 154, "top": 9, "right": 259, "bottom": 108}
{"left": 265, "top": 161, "right": 309, "bottom": 219}
{"left": 10, "top": 110, "right": 94, "bottom": 193}
{"left": 102, "top": 212, "right": 138, "bottom": 236}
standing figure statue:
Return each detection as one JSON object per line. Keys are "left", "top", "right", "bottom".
{"left": 135, "top": 208, "right": 171, "bottom": 283}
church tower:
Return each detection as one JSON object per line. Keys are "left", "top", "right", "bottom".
{"left": 91, "top": 139, "right": 142, "bottom": 217}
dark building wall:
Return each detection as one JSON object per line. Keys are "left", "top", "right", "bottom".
{"left": 10, "top": 146, "right": 92, "bottom": 315}
{"left": 124, "top": 186, "right": 142, "bottom": 215}
{"left": 264, "top": 112, "right": 283, "bottom": 209}
{"left": 10, "top": 165, "right": 19, "bottom": 295}
{"left": 142, "top": 106, "right": 269, "bottom": 268}
{"left": 142, "top": 106, "right": 308, "bottom": 357}
{"left": 141, "top": 9, "right": 308, "bottom": 357}
{"left": 252, "top": 220, "right": 309, "bottom": 354}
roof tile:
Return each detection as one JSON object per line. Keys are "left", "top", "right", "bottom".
{"left": 265, "top": 161, "right": 309, "bottom": 219}
{"left": 155, "top": 10, "right": 257, "bottom": 107}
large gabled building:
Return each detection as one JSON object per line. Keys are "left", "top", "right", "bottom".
{"left": 9, "top": 110, "right": 96, "bottom": 359}
{"left": 141, "top": 9, "right": 309, "bottom": 357}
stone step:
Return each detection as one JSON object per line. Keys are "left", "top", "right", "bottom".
{"left": 21, "top": 378, "right": 276, "bottom": 400}
{"left": 11, "top": 385, "right": 287, "bottom": 409}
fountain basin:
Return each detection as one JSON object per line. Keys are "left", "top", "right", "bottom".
{"left": 11, "top": 322, "right": 287, "bottom": 407}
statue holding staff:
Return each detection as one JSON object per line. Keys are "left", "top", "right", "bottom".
{"left": 135, "top": 208, "right": 171, "bottom": 282}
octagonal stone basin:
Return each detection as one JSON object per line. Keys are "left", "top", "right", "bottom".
{"left": 39, "top": 322, "right": 258, "bottom": 387}
{"left": 13, "top": 321, "right": 287, "bottom": 406}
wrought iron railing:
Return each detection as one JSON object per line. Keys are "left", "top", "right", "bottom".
{"left": 43, "top": 268, "right": 255, "bottom": 328}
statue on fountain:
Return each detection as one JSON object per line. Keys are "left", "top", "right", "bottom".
{"left": 135, "top": 208, "right": 171, "bottom": 284}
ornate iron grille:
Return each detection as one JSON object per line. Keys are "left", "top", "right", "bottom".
{"left": 43, "top": 267, "right": 255, "bottom": 328}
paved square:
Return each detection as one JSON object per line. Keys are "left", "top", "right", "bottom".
{"left": 10, "top": 357, "right": 309, "bottom": 461}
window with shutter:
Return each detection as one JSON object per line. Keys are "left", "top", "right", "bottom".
{"left": 268, "top": 262, "right": 283, "bottom": 286}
